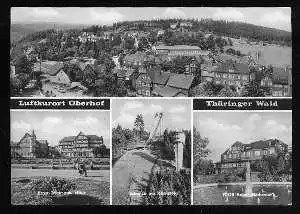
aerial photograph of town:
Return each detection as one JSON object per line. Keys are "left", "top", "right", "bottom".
{"left": 10, "top": 111, "right": 110, "bottom": 205}
{"left": 112, "top": 99, "right": 191, "bottom": 205}
{"left": 193, "top": 112, "right": 292, "bottom": 205}
{"left": 10, "top": 7, "right": 292, "bottom": 97}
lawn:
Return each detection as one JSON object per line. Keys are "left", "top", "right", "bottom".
{"left": 11, "top": 176, "right": 110, "bottom": 205}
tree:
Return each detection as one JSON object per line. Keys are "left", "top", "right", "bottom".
{"left": 193, "top": 126, "right": 210, "bottom": 163}
{"left": 241, "top": 80, "right": 267, "bottom": 97}
{"left": 124, "top": 37, "right": 135, "bottom": 50}
{"left": 137, "top": 37, "right": 150, "bottom": 51}
{"left": 193, "top": 126, "right": 212, "bottom": 179}
{"left": 15, "top": 54, "right": 33, "bottom": 75}
{"left": 134, "top": 114, "right": 145, "bottom": 141}
{"left": 95, "top": 52, "right": 116, "bottom": 73}
{"left": 10, "top": 73, "right": 30, "bottom": 95}
{"left": 112, "top": 125, "right": 127, "bottom": 159}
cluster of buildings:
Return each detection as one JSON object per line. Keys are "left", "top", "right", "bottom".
{"left": 33, "top": 57, "right": 98, "bottom": 95}
{"left": 215, "top": 139, "right": 290, "bottom": 174}
{"left": 10, "top": 130, "right": 106, "bottom": 159}
{"left": 57, "top": 131, "right": 105, "bottom": 158}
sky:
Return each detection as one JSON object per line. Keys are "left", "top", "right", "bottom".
{"left": 11, "top": 7, "right": 291, "bottom": 31}
{"left": 194, "top": 111, "right": 292, "bottom": 162}
{"left": 112, "top": 99, "right": 191, "bottom": 133}
{"left": 11, "top": 111, "right": 110, "bottom": 148}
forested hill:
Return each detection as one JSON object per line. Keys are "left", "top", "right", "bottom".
{"left": 112, "top": 18, "right": 291, "bottom": 46}
{"left": 11, "top": 22, "right": 86, "bottom": 43}
{"left": 11, "top": 18, "right": 291, "bottom": 47}
{"left": 195, "top": 19, "right": 291, "bottom": 46}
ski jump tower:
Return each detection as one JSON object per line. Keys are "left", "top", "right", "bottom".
{"left": 147, "top": 112, "right": 186, "bottom": 171}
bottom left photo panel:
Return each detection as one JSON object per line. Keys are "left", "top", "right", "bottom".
{"left": 10, "top": 110, "right": 110, "bottom": 205}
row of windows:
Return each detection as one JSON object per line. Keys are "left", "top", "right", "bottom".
{"left": 223, "top": 150, "right": 273, "bottom": 159}
{"left": 169, "top": 50, "right": 201, "bottom": 55}
{"left": 221, "top": 162, "right": 247, "bottom": 168}
{"left": 273, "top": 91, "right": 289, "bottom": 97}
{"left": 137, "top": 81, "right": 151, "bottom": 87}
{"left": 137, "top": 89, "right": 151, "bottom": 96}
{"left": 215, "top": 73, "right": 248, "bottom": 80}
{"left": 261, "top": 79, "right": 273, "bottom": 86}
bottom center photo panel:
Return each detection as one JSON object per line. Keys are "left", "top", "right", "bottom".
{"left": 112, "top": 99, "right": 192, "bottom": 205}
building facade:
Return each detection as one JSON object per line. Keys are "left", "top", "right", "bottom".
{"left": 11, "top": 130, "right": 49, "bottom": 158}
{"left": 58, "top": 131, "right": 104, "bottom": 158}
{"left": 212, "top": 61, "right": 255, "bottom": 89}
{"left": 135, "top": 67, "right": 152, "bottom": 96}
{"left": 155, "top": 45, "right": 208, "bottom": 57}
{"left": 216, "top": 139, "right": 288, "bottom": 174}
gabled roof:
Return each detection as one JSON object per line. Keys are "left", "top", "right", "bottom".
{"left": 167, "top": 74, "right": 194, "bottom": 90}
{"left": 69, "top": 82, "right": 88, "bottom": 91}
{"left": 60, "top": 136, "right": 76, "bottom": 142}
{"left": 77, "top": 62, "right": 87, "bottom": 71}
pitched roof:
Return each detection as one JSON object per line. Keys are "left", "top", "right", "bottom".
{"left": 60, "top": 136, "right": 76, "bottom": 142}
{"left": 245, "top": 139, "right": 276, "bottom": 150}
{"left": 166, "top": 74, "right": 194, "bottom": 90}
{"left": 69, "top": 82, "right": 88, "bottom": 91}
{"left": 214, "top": 61, "right": 249, "bottom": 74}
{"left": 78, "top": 62, "right": 87, "bottom": 71}
{"left": 147, "top": 68, "right": 172, "bottom": 85}
{"left": 33, "top": 61, "right": 64, "bottom": 75}
{"left": 152, "top": 86, "right": 182, "bottom": 97}
{"left": 272, "top": 67, "right": 289, "bottom": 85}
{"left": 123, "top": 51, "right": 147, "bottom": 64}
{"left": 86, "top": 135, "right": 102, "bottom": 141}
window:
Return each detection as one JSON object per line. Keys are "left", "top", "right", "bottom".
{"left": 255, "top": 151, "right": 260, "bottom": 156}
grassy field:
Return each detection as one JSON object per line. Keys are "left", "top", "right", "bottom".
{"left": 225, "top": 42, "right": 292, "bottom": 67}
{"left": 11, "top": 176, "right": 110, "bottom": 205}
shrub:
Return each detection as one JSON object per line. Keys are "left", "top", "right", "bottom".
{"left": 30, "top": 177, "right": 76, "bottom": 194}
{"left": 142, "top": 169, "right": 191, "bottom": 205}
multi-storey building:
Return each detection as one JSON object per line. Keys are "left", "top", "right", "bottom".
{"left": 11, "top": 130, "right": 49, "bottom": 158}
{"left": 134, "top": 67, "right": 152, "bottom": 96}
{"left": 271, "top": 67, "right": 292, "bottom": 97}
{"left": 154, "top": 45, "right": 209, "bottom": 58}
{"left": 212, "top": 61, "right": 255, "bottom": 89}
{"left": 58, "top": 131, "right": 104, "bottom": 158}
{"left": 215, "top": 139, "right": 288, "bottom": 174}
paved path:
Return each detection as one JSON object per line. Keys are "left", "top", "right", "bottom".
{"left": 112, "top": 149, "right": 157, "bottom": 205}
{"left": 11, "top": 168, "right": 109, "bottom": 182}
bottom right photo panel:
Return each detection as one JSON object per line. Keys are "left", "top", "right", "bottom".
{"left": 193, "top": 111, "right": 292, "bottom": 205}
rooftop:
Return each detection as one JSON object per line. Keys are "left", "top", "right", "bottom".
{"left": 152, "top": 86, "right": 182, "bottom": 97}
{"left": 166, "top": 74, "right": 194, "bottom": 90}
{"left": 33, "top": 61, "right": 64, "bottom": 75}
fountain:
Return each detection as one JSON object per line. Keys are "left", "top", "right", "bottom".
{"left": 243, "top": 161, "right": 253, "bottom": 197}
